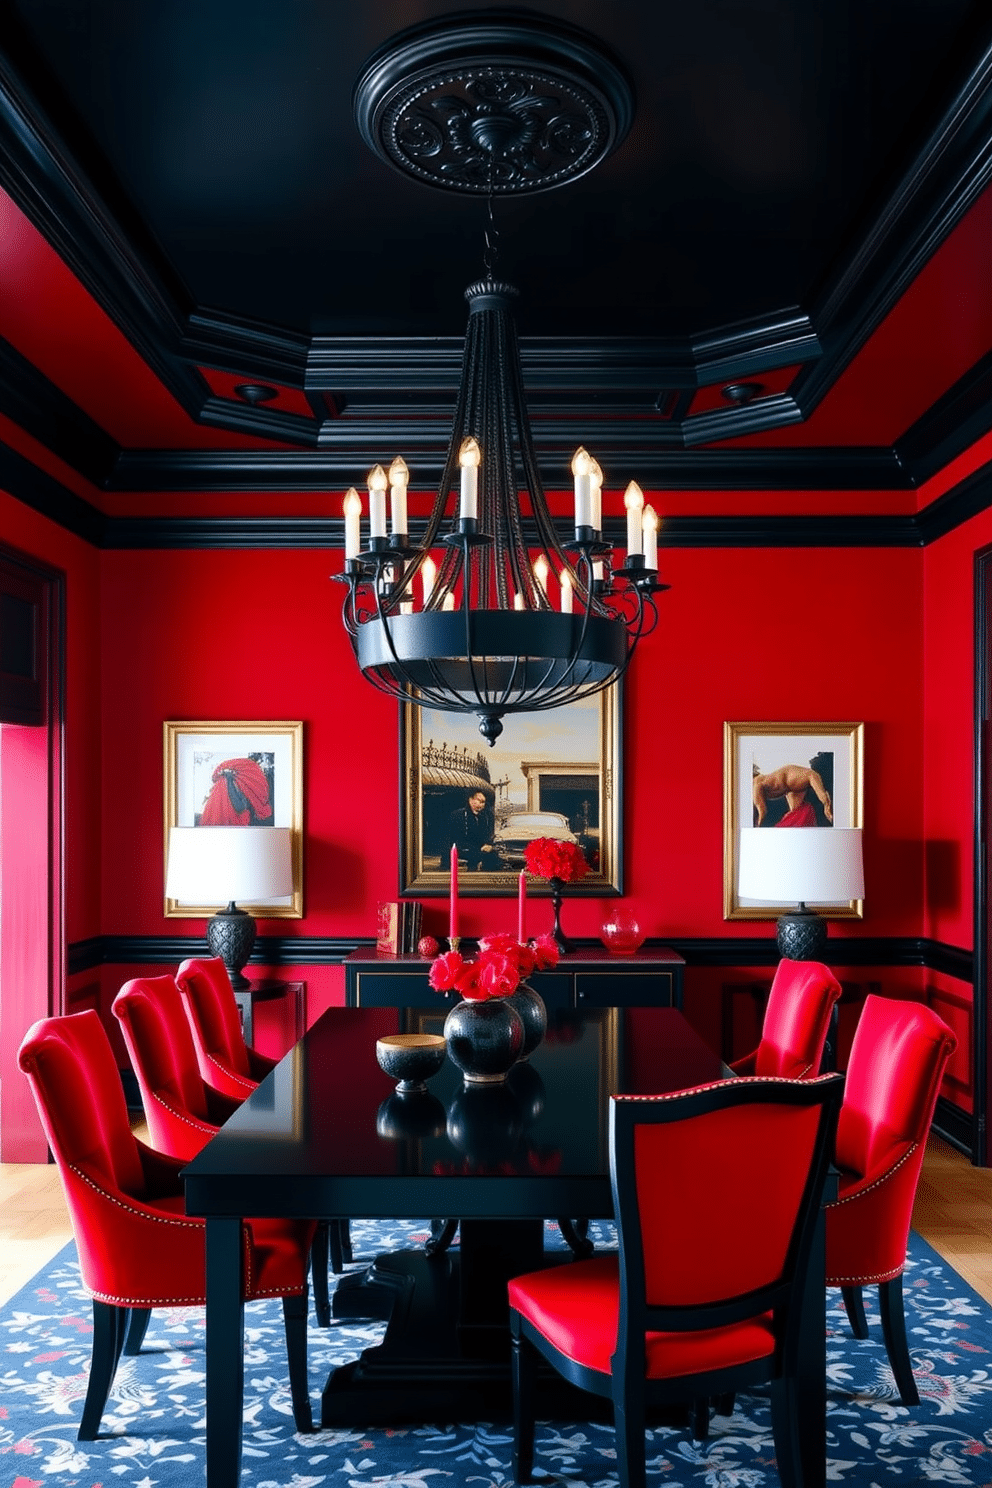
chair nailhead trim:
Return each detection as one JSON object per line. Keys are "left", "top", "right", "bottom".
{"left": 70, "top": 1165, "right": 202, "bottom": 1229}
{"left": 206, "top": 1056, "right": 255, "bottom": 1091}
{"left": 825, "top": 1144, "right": 918, "bottom": 1208}
{"left": 152, "top": 1093, "right": 216, "bottom": 1133}
{"left": 613, "top": 1074, "right": 837, "bottom": 1104}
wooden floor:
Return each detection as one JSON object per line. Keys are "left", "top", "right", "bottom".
{"left": 2, "top": 1132, "right": 991, "bottom": 1307}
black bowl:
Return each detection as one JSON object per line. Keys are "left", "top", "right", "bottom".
{"left": 375, "top": 1032, "right": 446, "bottom": 1093}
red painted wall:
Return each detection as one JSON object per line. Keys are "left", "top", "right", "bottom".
{"left": 1, "top": 489, "right": 102, "bottom": 946}
{"left": 9, "top": 475, "right": 992, "bottom": 1144}
{"left": 96, "top": 542, "right": 925, "bottom": 958}
{"left": 922, "top": 505, "right": 992, "bottom": 949}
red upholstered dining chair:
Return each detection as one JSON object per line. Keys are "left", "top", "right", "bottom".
{"left": 730, "top": 958, "right": 842, "bottom": 1077}
{"left": 113, "top": 972, "right": 340, "bottom": 1329}
{"left": 112, "top": 973, "right": 243, "bottom": 1162}
{"left": 826, "top": 994, "right": 957, "bottom": 1405}
{"left": 175, "top": 955, "right": 352, "bottom": 1291}
{"left": 175, "top": 955, "right": 276, "bottom": 1096}
{"left": 18, "top": 1010, "right": 314, "bottom": 1439}
{"left": 509, "top": 1072, "right": 844, "bottom": 1488}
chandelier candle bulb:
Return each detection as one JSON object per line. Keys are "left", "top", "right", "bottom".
{"left": 343, "top": 487, "right": 362, "bottom": 560}
{"left": 443, "top": 591, "right": 456, "bottom": 610}
{"left": 560, "top": 570, "right": 573, "bottom": 612}
{"left": 589, "top": 457, "right": 603, "bottom": 533}
{"left": 593, "top": 557, "right": 605, "bottom": 583}
{"left": 388, "top": 456, "right": 409, "bottom": 540}
{"left": 624, "top": 481, "right": 644, "bottom": 557}
{"left": 421, "top": 554, "right": 437, "bottom": 606}
{"left": 368, "top": 465, "right": 388, "bottom": 539}
{"left": 534, "top": 555, "right": 549, "bottom": 596}
{"left": 571, "top": 446, "right": 592, "bottom": 531}
{"left": 642, "top": 504, "right": 659, "bottom": 569}
{"left": 459, "top": 437, "right": 481, "bottom": 522}
{"left": 514, "top": 591, "right": 525, "bottom": 610}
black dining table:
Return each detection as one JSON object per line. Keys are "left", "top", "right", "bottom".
{"left": 182, "top": 1003, "right": 830, "bottom": 1488}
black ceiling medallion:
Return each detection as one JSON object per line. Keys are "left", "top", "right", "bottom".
{"left": 353, "top": 9, "right": 634, "bottom": 195}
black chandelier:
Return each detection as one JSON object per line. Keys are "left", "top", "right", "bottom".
{"left": 337, "top": 11, "right": 666, "bottom": 745}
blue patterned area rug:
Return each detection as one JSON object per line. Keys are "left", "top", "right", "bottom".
{"left": 1, "top": 1220, "right": 991, "bottom": 1487}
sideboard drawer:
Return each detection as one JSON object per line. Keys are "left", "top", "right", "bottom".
{"left": 526, "top": 972, "right": 573, "bottom": 1010}
{"left": 353, "top": 970, "right": 432, "bottom": 1007}
{"left": 575, "top": 970, "right": 677, "bottom": 1008}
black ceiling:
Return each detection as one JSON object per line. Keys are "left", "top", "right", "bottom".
{"left": 5, "top": 0, "right": 985, "bottom": 340}
{"left": 2, "top": 0, "right": 992, "bottom": 505}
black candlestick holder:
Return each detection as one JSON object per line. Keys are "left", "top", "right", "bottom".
{"left": 549, "top": 877, "right": 574, "bottom": 955}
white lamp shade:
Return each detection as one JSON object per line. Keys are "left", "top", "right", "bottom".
{"left": 738, "top": 827, "right": 864, "bottom": 904}
{"left": 166, "top": 825, "right": 294, "bottom": 905}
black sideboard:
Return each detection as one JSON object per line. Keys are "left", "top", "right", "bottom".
{"left": 343, "top": 946, "right": 684, "bottom": 1009}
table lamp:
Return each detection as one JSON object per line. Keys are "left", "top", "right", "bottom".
{"left": 165, "top": 825, "right": 294, "bottom": 988}
{"left": 738, "top": 826, "right": 864, "bottom": 961}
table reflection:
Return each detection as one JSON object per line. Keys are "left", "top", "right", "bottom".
{"left": 202, "top": 1005, "right": 724, "bottom": 1184}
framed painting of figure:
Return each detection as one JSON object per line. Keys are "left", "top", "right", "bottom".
{"left": 723, "top": 720, "right": 864, "bottom": 920}
{"left": 163, "top": 720, "right": 303, "bottom": 918}
{"left": 400, "top": 688, "right": 622, "bottom": 896}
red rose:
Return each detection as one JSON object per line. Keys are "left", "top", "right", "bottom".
{"left": 429, "top": 950, "right": 466, "bottom": 992}
{"left": 530, "top": 933, "right": 560, "bottom": 971}
{"left": 474, "top": 949, "right": 520, "bottom": 1000}
{"left": 524, "top": 837, "right": 589, "bottom": 883}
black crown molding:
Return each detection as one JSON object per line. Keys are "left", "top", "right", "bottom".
{"left": 0, "top": 36, "right": 207, "bottom": 419}
{"left": 68, "top": 932, "right": 973, "bottom": 978}
{"left": 0, "top": 334, "right": 117, "bottom": 488}
{"left": 6, "top": 435, "right": 992, "bottom": 551}
{"left": 0, "top": 439, "right": 106, "bottom": 546}
{"left": 2, "top": 22, "right": 992, "bottom": 497}
{"left": 105, "top": 445, "right": 909, "bottom": 494}
{"left": 792, "top": 35, "right": 992, "bottom": 416}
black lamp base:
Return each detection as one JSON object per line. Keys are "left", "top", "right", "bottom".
{"left": 776, "top": 905, "right": 827, "bottom": 962}
{"left": 206, "top": 901, "right": 256, "bottom": 990}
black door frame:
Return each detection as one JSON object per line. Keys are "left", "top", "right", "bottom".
{"left": 972, "top": 545, "right": 992, "bottom": 1166}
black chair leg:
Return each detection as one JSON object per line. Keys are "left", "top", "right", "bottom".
{"left": 311, "top": 1225, "right": 331, "bottom": 1328}
{"left": 768, "top": 1375, "right": 802, "bottom": 1488}
{"left": 339, "top": 1218, "right": 353, "bottom": 1264}
{"left": 510, "top": 1318, "right": 537, "bottom": 1484}
{"left": 328, "top": 1219, "right": 345, "bottom": 1274}
{"left": 691, "top": 1397, "right": 710, "bottom": 1440}
{"left": 614, "top": 1381, "right": 647, "bottom": 1488}
{"left": 426, "top": 1218, "right": 459, "bottom": 1256}
{"left": 557, "top": 1217, "right": 594, "bottom": 1258}
{"left": 282, "top": 1291, "right": 313, "bottom": 1432}
{"left": 879, "top": 1276, "right": 920, "bottom": 1406}
{"left": 714, "top": 1392, "right": 735, "bottom": 1416}
{"left": 78, "top": 1300, "right": 128, "bottom": 1440}
{"left": 841, "top": 1283, "right": 870, "bottom": 1338}
{"left": 123, "top": 1306, "right": 151, "bottom": 1355}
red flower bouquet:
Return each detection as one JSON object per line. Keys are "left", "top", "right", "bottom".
{"left": 428, "top": 932, "right": 559, "bottom": 1001}
{"left": 524, "top": 837, "right": 590, "bottom": 884}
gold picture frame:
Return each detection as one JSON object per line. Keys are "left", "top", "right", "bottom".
{"left": 163, "top": 720, "right": 303, "bottom": 918}
{"left": 400, "top": 688, "right": 622, "bottom": 896}
{"left": 723, "top": 720, "right": 864, "bottom": 920}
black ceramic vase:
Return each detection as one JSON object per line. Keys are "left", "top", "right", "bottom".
{"left": 549, "top": 877, "right": 574, "bottom": 955}
{"left": 446, "top": 1083, "right": 524, "bottom": 1166}
{"left": 443, "top": 996, "right": 524, "bottom": 1084}
{"left": 505, "top": 982, "right": 547, "bottom": 1060}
